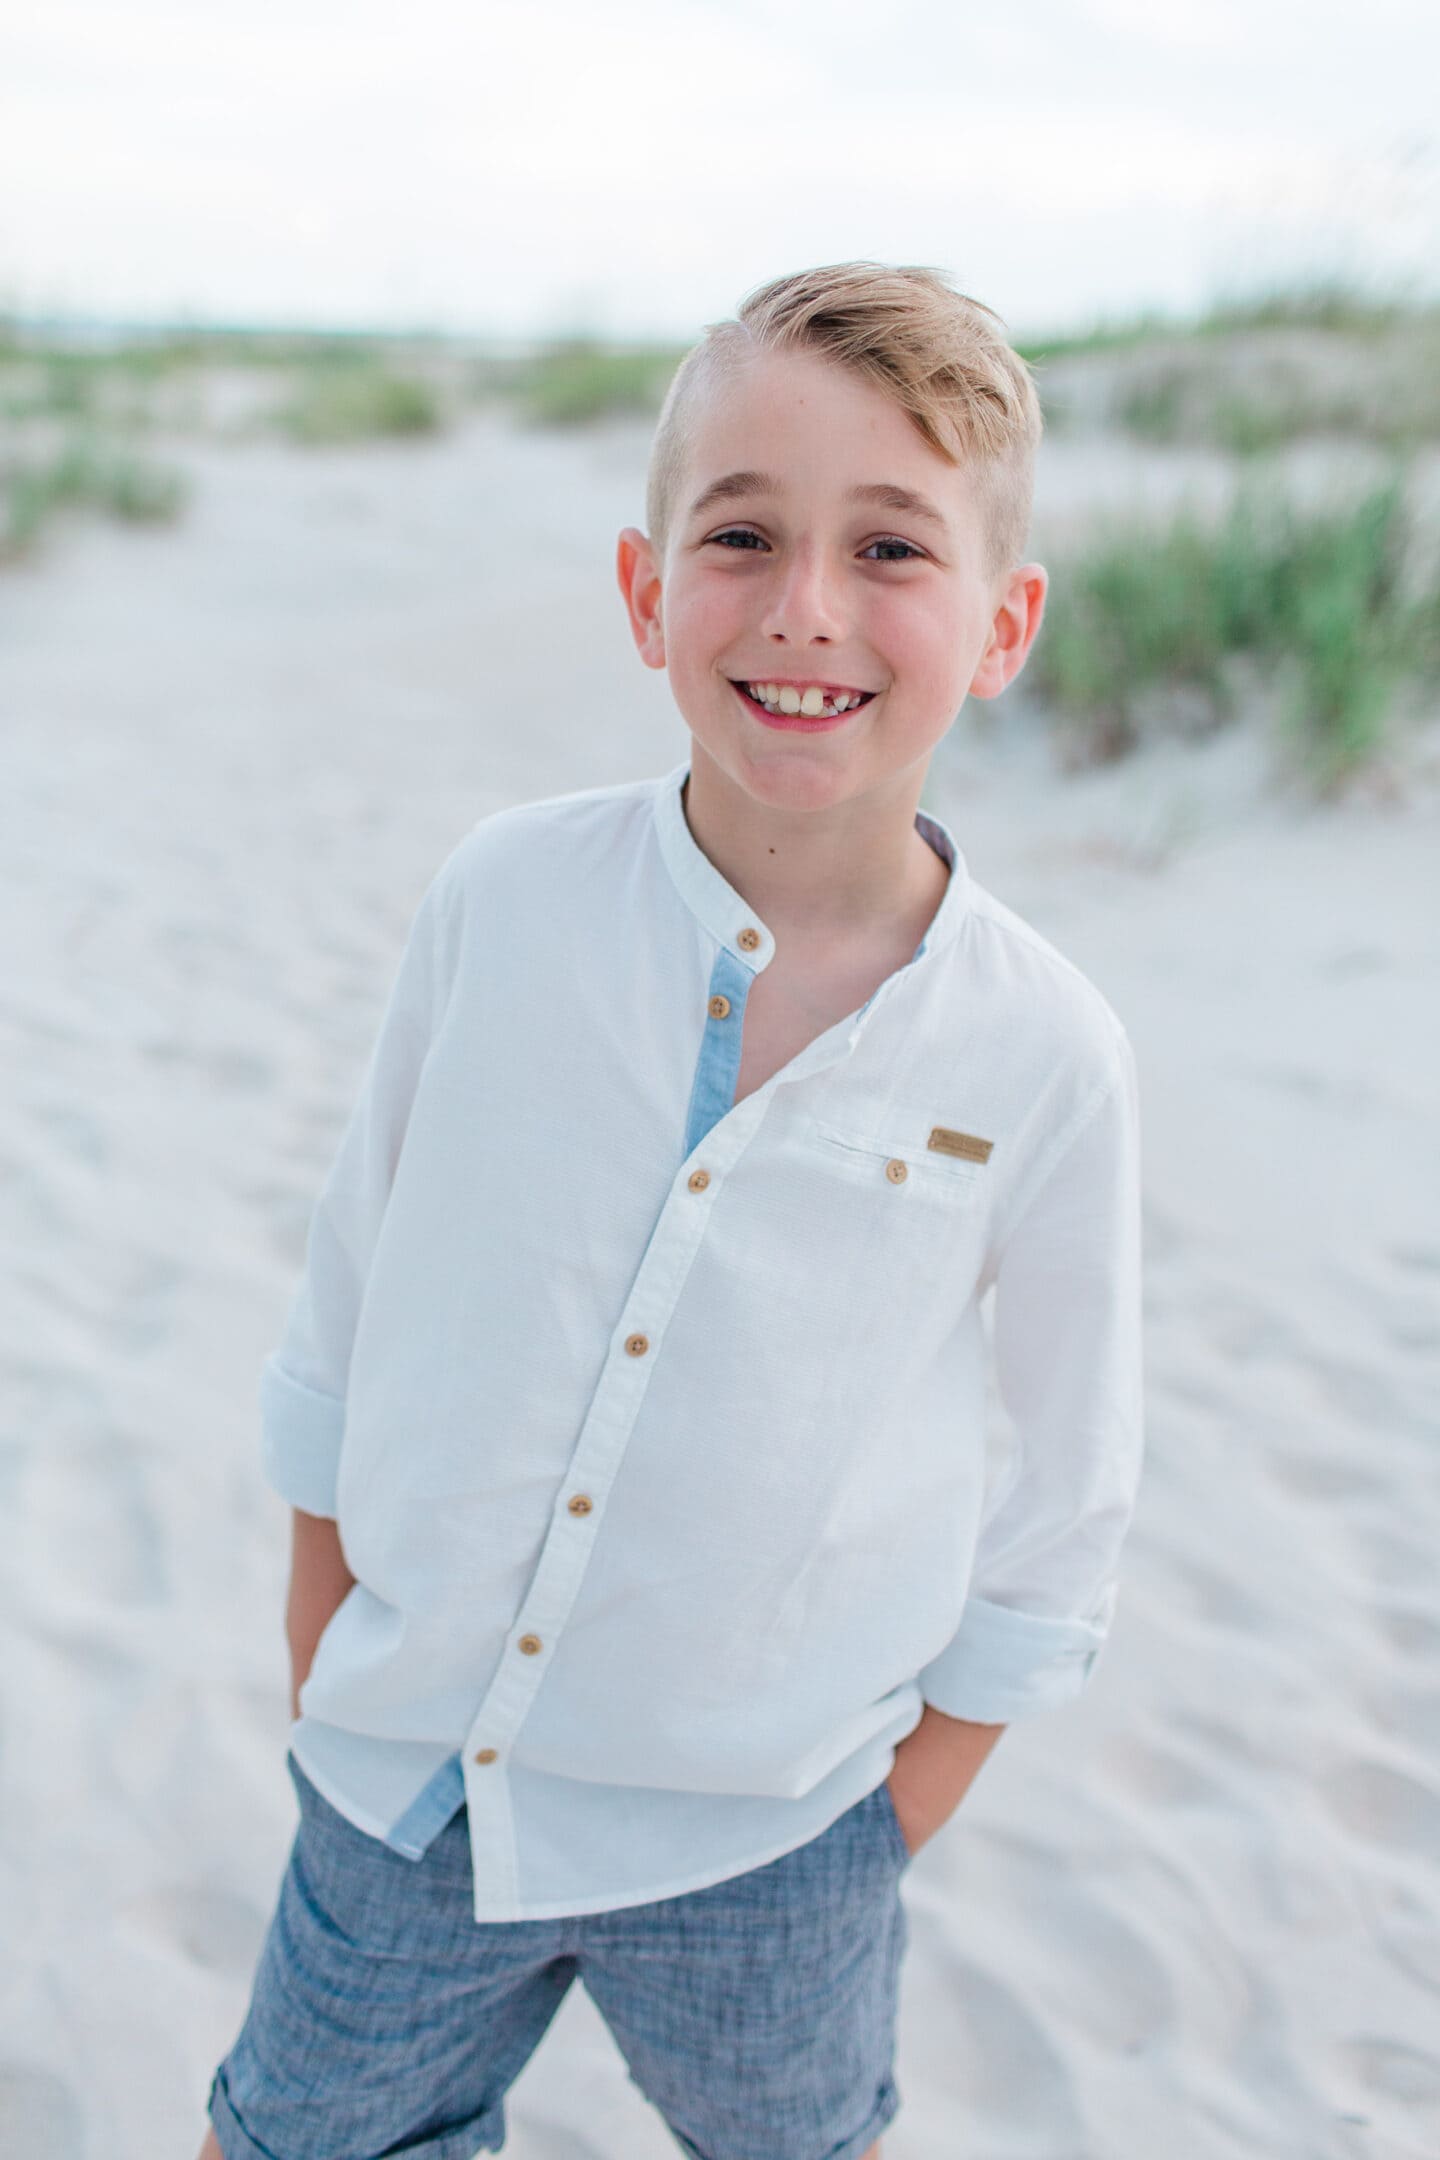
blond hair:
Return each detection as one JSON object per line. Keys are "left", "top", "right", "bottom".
{"left": 645, "top": 260, "right": 1044, "bottom": 582}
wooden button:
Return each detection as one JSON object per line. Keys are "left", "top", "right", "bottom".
{"left": 473, "top": 1747, "right": 498, "bottom": 1764}
{"left": 885, "top": 1158, "right": 909, "bottom": 1183}
{"left": 708, "top": 993, "right": 731, "bottom": 1018}
{"left": 518, "top": 1633, "right": 543, "bottom": 1655}
{"left": 568, "top": 1493, "right": 593, "bottom": 1515}
{"left": 737, "top": 927, "right": 761, "bottom": 951}
{"left": 687, "top": 1168, "right": 710, "bottom": 1192}
{"left": 625, "top": 1332, "right": 650, "bottom": 1356}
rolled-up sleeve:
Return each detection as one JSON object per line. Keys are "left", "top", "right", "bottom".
{"left": 259, "top": 862, "right": 458, "bottom": 1517}
{"left": 918, "top": 1030, "right": 1144, "bottom": 1723}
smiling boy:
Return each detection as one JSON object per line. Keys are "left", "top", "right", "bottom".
{"left": 202, "top": 262, "right": 1143, "bottom": 2160}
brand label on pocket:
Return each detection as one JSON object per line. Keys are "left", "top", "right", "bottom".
{"left": 927, "top": 1126, "right": 992, "bottom": 1164}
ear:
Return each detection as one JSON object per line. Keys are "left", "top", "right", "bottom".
{"left": 616, "top": 527, "right": 667, "bottom": 671}
{"left": 968, "top": 562, "right": 1048, "bottom": 700}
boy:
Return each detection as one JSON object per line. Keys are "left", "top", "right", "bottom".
{"left": 201, "top": 260, "right": 1143, "bottom": 2160}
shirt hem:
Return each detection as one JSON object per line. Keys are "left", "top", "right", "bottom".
{"left": 463, "top": 1777, "right": 893, "bottom": 1922}
{"left": 287, "top": 1736, "right": 403, "bottom": 1843}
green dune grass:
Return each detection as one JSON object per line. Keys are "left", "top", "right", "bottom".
{"left": 1028, "top": 475, "right": 1437, "bottom": 793}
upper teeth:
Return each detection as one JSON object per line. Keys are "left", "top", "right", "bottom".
{"left": 745, "top": 683, "right": 868, "bottom": 716}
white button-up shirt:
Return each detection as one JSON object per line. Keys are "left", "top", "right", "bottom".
{"left": 270, "top": 759, "right": 1144, "bottom": 1921}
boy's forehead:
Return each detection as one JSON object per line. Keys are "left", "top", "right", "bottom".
{"left": 681, "top": 346, "right": 970, "bottom": 523}
{"left": 692, "top": 345, "right": 912, "bottom": 449}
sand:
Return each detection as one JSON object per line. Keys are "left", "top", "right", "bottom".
{"left": 2, "top": 406, "right": 1438, "bottom": 2158}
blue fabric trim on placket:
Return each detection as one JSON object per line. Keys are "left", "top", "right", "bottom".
{"left": 683, "top": 945, "right": 755, "bottom": 1159}
{"left": 382, "top": 1751, "right": 467, "bottom": 1859}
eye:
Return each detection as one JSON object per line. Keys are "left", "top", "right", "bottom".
{"left": 705, "top": 528, "right": 926, "bottom": 562}
{"left": 862, "top": 536, "right": 925, "bottom": 563}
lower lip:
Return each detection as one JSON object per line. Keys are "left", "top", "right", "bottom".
{"left": 730, "top": 682, "right": 869, "bottom": 732}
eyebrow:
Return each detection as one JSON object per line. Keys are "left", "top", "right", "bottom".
{"left": 686, "top": 470, "right": 950, "bottom": 533}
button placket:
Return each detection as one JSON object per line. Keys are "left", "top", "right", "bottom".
{"left": 460, "top": 1113, "right": 756, "bottom": 1797}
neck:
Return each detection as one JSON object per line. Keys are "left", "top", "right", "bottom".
{"left": 681, "top": 743, "right": 949, "bottom": 947}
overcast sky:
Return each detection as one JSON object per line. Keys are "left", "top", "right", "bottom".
{"left": 3, "top": 0, "right": 1437, "bottom": 343}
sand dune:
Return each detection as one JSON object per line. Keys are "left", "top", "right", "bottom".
{"left": 2, "top": 408, "right": 1437, "bottom": 2157}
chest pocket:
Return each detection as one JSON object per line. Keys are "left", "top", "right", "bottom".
{"left": 807, "top": 1114, "right": 990, "bottom": 1202}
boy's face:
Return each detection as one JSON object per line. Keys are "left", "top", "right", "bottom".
{"left": 617, "top": 346, "right": 1046, "bottom": 815}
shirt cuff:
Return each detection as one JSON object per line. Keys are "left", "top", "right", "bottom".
{"left": 259, "top": 1357, "right": 345, "bottom": 1518}
{"left": 917, "top": 1594, "right": 1110, "bottom": 1723}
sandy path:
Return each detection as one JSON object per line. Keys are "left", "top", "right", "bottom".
{"left": 1, "top": 410, "right": 1437, "bottom": 2158}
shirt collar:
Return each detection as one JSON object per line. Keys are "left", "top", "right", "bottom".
{"left": 652, "top": 758, "right": 971, "bottom": 970}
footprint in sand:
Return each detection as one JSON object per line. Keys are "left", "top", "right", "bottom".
{"left": 1384, "top": 1306, "right": 1440, "bottom": 1354}
{"left": 1306, "top": 1348, "right": 1427, "bottom": 1434}
{"left": 1263, "top": 1449, "right": 1390, "bottom": 1502}
{"left": 1321, "top": 945, "right": 1390, "bottom": 978}
{"left": 1243, "top": 1059, "right": 1377, "bottom": 1114}
{"left": 1319, "top": 1759, "right": 1440, "bottom": 1859}
{"left": 200, "top": 1044, "right": 276, "bottom": 1094}
{"left": 982, "top": 1830, "right": 1182, "bottom": 2053}
{"left": 1356, "top": 1871, "right": 1440, "bottom": 1996}
{"left": 1360, "top": 1684, "right": 1440, "bottom": 1756}
{"left": 1206, "top": 1303, "right": 1298, "bottom": 1366}
{"left": 116, "top": 1883, "right": 269, "bottom": 1975}
{"left": 1350, "top": 1524, "right": 1437, "bottom": 1594}
{"left": 1099, "top": 1732, "right": 1223, "bottom": 1809}
{"left": 1337, "top": 2034, "right": 1440, "bottom": 2114}
{"left": 916, "top": 1944, "right": 1086, "bottom": 2142}
{"left": 1155, "top": 1551, "right": 1276, "bottom": 1635}
{"left": 1375, "top": 1601, "right": 1440, "bottom": 1661}
{"left": 0, "top": 2063, "right": 85, "bottom": 2156}
{"left": 28, "top": 1100, "right": 108, "bottom": 1170}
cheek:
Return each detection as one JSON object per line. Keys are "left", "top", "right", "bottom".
{"left": 870, "top": 592, "right": 966, "bottom": 681}
{"left": 665, "top": 580, "right": 741, "bottom": 661}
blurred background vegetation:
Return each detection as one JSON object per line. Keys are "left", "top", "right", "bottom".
{"left": 3, "top": 283, "right": 1437, "bottom": 801}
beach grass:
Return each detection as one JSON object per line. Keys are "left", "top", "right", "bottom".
{"left": 495, "top": 336, "right": 688, "bottom": 426}
{"left": 1197, "top": 281, "right": 1416, "bottom": 337}
{"left": 1111, "top": 330, "right": 1440, "bottom": 453}
{"left": 1021, "top": 281, "right": 1440, "bottom": 450}
{"left": 0, "top": 322, "right": 457, "bottom": 442}
{"left": 1, "top": 429, "right": 186, "bottom": 559}
{"left": 1016, "top": 277, "right": 1426, "bottom": 364}
{"left": 1028, "top": 475, "right": 1437, "bottom": 794}
{"left": 276, "top": 358, "right": 445, "bottom": 443}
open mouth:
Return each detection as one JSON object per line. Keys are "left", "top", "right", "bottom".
{"left": 729, "top": 679, "right": 878, "bottom": 724}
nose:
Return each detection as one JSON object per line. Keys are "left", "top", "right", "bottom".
{"left": 759, "top": 542, "right": 847, "bottom": 649}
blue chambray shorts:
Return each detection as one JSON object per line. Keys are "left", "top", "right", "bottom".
{"left": 206, "top": 1750, "right": 910, "bottom": 2160}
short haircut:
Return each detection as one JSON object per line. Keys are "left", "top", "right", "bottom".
{"left": 645, "top": 260, "right": 1044, "bottom": 582}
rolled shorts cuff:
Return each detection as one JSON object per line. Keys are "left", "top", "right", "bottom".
{"left": 206, "top": 2062, "right": 506, "bottom": 2160}
{"left": 666, "top": 2075, "right": 902, "bottom": 2160}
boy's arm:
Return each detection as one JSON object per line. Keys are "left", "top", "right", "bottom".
{"left": 261, "top": 860, "right": 458, "bottom": 1522}
{"left": 287, "top": 1507, "right": 357, "bottom": 1719}
{"left": 916, "top": 1028, "right": 1145, "bottom": 1728}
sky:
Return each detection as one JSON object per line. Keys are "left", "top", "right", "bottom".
{"left": 3, "top": 0, "right": 1438, "bottom": 345}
